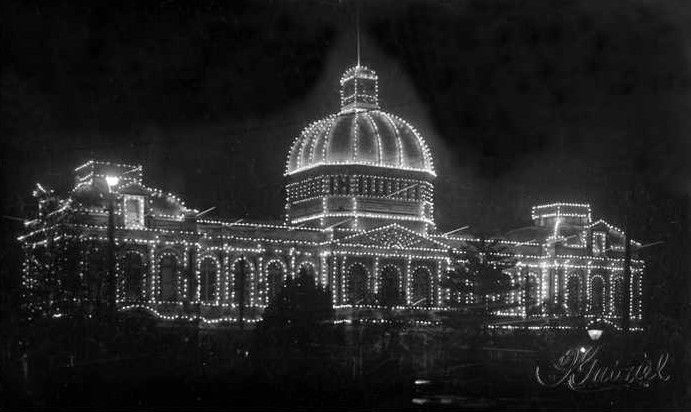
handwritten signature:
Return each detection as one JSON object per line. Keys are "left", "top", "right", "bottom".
{"left": 535, "top": 346, "right": 671, "bottom": 392}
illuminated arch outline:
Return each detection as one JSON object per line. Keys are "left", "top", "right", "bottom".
{"left": 117, "top": 249, "right": 148, "bottom": 302}
{"left": 156, "top": 250, "right": 182, "bottom": 302}
{"left": 265, "top": 258, "right": 288, "bottom": 303}
{"left": 410, "top": 265, "right": 433, "bottom": 306}
{"left": 197, "top": 254, "right": 221, "bottom": 303}
{"left": 345, "top": 262, "right": 370, "bottom": 305}
{"left": 589, "top": 274, "right": 606, "bottom": 316}
{"left": 378, "top": 264, "right": 404, "bottom": 306}
{"left": 297, "top": 260, "right": 317, "bottom": 279}
{"left": 230, "top": 256, "right": 255, "bottom": 307}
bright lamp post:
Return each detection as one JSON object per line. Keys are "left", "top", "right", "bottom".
{"left": 105, "top": 175, "right": 119, "bottom": 315}
{"left": 105, "top": 175, "right": 120, "bottom": 188}
{"left": 587, "top": 321, "right": 604, "bottom": 342}
{"left": 587, "top": 328, "right": 604, "bottom": 341}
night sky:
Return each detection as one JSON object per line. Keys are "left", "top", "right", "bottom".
{"left": 1, "top": 1, "right": 689, "bottom": 319}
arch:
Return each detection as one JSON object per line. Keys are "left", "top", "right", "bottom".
{"left": 566, "top": 275, "right": 582, "bottom": 315}
{"left": 199, "top": 256, "right": 219, "bottom": 303}
{"left": 379, "top": 265, "right": 403, "bottom": 306}
{"left": 346, "top": 263, "right": 369, "bottom": 305}
{"left": 120, "top": 250, "right": 147, "bottom": 302}
{"left": 297, "top": 260, "right": 317, "bottom": 280}
{"left": 266, "top": 259, "right": 287, "bottom": 303}
{"left": 612, "top": 276, "right": 626, "bottom": 317}
{"left": 411, "top": 266, "right": 432, "bottom": 306}
{"left": 158, "top": 253, "right": 179, "bottom": 301}
{"left": 590, "top": 275, "right": 605, "bottom": 316}
{"left": 85, "top": 250, "right": 106, "bottom": 302}
{"left": 232, "top": 257, "right": 254, "bottom": 306}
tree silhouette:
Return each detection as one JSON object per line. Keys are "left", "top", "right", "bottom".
{"left": 441, "top": 237, "right": 517, "bottom": 332}
{"left": 256, "top": 267, "right": 335, "bottom": 350}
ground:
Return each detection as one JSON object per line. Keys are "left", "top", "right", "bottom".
{"left": 0, "top": 313, "right": 685, "bottom": 410}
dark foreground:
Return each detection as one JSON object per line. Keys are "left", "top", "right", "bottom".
{"left": 0, "top": 315, "right": 686, "bottom": 411}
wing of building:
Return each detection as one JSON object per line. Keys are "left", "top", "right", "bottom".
{"left": 18, "top": 65, "right": 644, "bottom": 329}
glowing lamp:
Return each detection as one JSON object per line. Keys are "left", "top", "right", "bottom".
{"left": 587, "top": 328, "right": 603, "bottom": 341}
{"left": 105, "top": 175, "right": 120, "bottom": 188}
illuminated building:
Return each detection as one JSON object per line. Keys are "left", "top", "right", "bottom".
{"left": 18, "top": 65, "right": 644, "bottom": 328}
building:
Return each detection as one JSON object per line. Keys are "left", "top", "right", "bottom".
{"left": 18, "top": 64, "right": 644, "bottom": 328}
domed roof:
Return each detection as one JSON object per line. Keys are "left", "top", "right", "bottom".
{"left": 285, "top": 65, "right": 435, "bottom": 177}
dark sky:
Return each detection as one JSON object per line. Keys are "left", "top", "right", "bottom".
{"left": 2, "top": 0, "right": 689, "bottom": 238}
{"left": 1, "top": 0, "right": 689, "bottom": 328}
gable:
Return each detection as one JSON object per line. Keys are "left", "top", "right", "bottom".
{"left": 336, "top": 224, "right": 449, "bottom": 251}
{"left": 589, "top": 220, "right": 626, "bottom": 239}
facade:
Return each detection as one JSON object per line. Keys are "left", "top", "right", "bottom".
{"left": 19, "top": 64, "right": 644, "bottom": 328}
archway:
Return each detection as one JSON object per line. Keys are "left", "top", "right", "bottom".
{"left": 232, "top": 258, "right": 253, "bottom": 306}
{"left": 297, "top": 261, "right": 316, "bottom": 280}
{"left": 266, "top": 260, "right": 286, "bottom": 303}
{"left": 159, "top": 254, "right": 178, "bottom": 301}
{"left": 411, "top": 267, "right": 432, "bottom": 306}
{"left": 566, "top": 276, "right": 581, "bottom": 315}
{"left": 590, "top": 276, "right": 605, "bottom": 316}
{"left": 346, "top": 263, "right": 369, "bottom": 305}
{"left": 86, "top": 251, "right": 106, "bottom": 302}
{"left": 199, "top": 257, "right": 218, "bottom": 302}
{"left": 379, "top": 265, "right": 403, "bottom": 306}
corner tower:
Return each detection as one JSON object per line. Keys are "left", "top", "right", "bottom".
{"left": 285, "top": 65, "right": 436, "bottom": 234}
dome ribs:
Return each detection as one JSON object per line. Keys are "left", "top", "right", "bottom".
{"left": 316, "top": 115, "right": 337, "bottom": 165}
{"left": 390, "top": 113, "right": 435, "bottom": 175}
{"left": 297, "top": 119, "right": 323, "bottom": 170}
{"left": 380, "top": 111, "right": 404, "bottom": 168}
{"left": 284, "top": 65, "right": 435, "bottom": 177}
{"left": 351, "top": 112, "right": 360, "bottom": 161}
{"left": 307, "top": 115, "right": 334, "bottom": 165}
{"left": 328, "top": 114, "right": 353, "bottom": 163}
{"left": 362, "top": 111, "right": 383, "bottom": 165}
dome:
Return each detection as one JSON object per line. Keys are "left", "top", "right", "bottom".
{"left": 285, "top": 65, "right": 435, "bottom": 177}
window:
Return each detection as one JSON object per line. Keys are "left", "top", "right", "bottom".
{"left": 337, "top": 176, "right": 349, "bottom": 194}
{"left": 593, "top": 232, "right": 607, "bottom": 255}
{"left": 123, "top": 195, "right": 145, "bottom": 228}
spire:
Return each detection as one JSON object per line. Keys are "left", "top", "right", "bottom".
{"left": 340, "top": 1, "right": 377, "bottom": 112}
{"left": 356, "top": 0, "right": 361, "bottom": 66}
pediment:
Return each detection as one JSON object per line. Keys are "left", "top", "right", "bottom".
{"left": 336, "top": 224, "right": 449, "bottom": 251}
{"left": 589, "top": 219, "right": 625, "bottom": 238}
